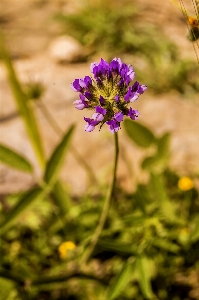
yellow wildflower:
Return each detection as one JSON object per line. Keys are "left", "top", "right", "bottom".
{"left": 178, "top": 177, "right": 194, "bottom": 191}
{"left": 58, "top": 241, "right": 76, "bottom": 259}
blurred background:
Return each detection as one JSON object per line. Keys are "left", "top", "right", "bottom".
{"left": 1, "top": 0, "right": 199, "bottom": 194}
{"left": 0, "top": 0, "right": 199, "bottom": 299}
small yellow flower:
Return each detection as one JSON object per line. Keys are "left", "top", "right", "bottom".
{"left": 178, "top": 177, "right": 194, "bottom": 191}
{"left": 58, "top": 241, "right": 76, "bottom": 259}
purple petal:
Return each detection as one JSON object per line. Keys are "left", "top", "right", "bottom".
{"left": 92, "top": 112, "right": 104, "bottom": 122}
{"left": 73, "top": 100, "right": 85, "bottom": 110}
{"left": 84, "top": 92, "right": 92, "bottom": 100}
{"left": 85, "top": 124, "right": 95, "bottom": 132}
{"left": 115, "top": 95, "right": 120, "bottom": 102}
{"left": 84, "top": 117, "right": 98, "bottom": 125}
{"left": 70, "top": 79, "right": 81, "bottom": 92}
{"left": 84, "top": 76, "right": 92, "bottom": 87}
{"left": 131, "top": 81, "right": 140, "bottom": 92}
{"left": 99, "top": 58, "right": 109, "bottom": 69}
{"left": 99, "top": 95, "right": 105, "bottom": 105}
{"left": 128, "top": 108, "right": 140, "bottom": 120}
{"left": 106, "top": 119, "right": 120, "bottom": 134}
{"left": 115, "top": 112, "right": 123, "bottom": 122}
{"left": 138, "top": 84, "right": 147, "bottom": 94}
{"left": 95, "top": 106, "right": 106, "bottom": 115}
{"left": 129, "top": 93, "right": 139, "bottom": 102}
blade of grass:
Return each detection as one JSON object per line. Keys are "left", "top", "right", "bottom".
{"left": 44, "top": 125, "right": 75, "bottom": 187}
{"left": 136, "top": 256, "right": 153, "bottom": 300}
{"left": 0, "top": 30, "right": 45, "bottom": 168}
{"left": 105, "top": 260, "right": 133, "bottom": 300}
{"left": 0, "top": 187, "right": 45, "bottom": 234}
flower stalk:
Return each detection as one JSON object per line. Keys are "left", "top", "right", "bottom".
{"left": 82, "top": 132, "right": 119, "bottom": 263}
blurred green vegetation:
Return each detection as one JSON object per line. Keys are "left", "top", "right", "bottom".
{"left": 55, "top": 0, "right": 199, "bottom": 96}
{"left": 1, "top": 111, "right": 199, "bottom": 299}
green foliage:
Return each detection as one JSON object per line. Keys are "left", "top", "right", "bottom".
{"left": 124, "top": 119, "right": 155, "bottom": 148}
{"left": 106, "top": 259, "right": 133, "bottom": 299}
{"left": 0, "top": 188, "right": 44, "bottom": 234}
{"left": 124, "top": 119, "right": 171, "bottom": 173}
{"left": 44, "top": 125, "right": 75, "bottom": 186}
{"left": 0, "top": 143, "right": 33, "bottom": 173}
{"left": 136, "top": 256, "right": 153, "bottom": 299}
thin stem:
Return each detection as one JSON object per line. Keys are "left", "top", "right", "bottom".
{"left": 0, "top": 268, "right": 107, "bottom": 286}
{"left": 81, "top": 132, "right": 119, "bottom": 263}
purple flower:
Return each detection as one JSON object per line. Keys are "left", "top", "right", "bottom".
{"left": 106, "top": 119, "right": 120, "bottom": 134}
{"left": 124, "top": 88, "right": 139, "bottom": 103}
{"left": 95, "top": 106, "right": 107, "bottom": 115}
{"left": 124, "top": 81, "right": 147, "bottom": 103}
{"left": 115, "top": 112, "right": 123, "bottom": 122}
{"left": 84, "top": 76, "right": 92, "bottom": 87}
{"left": 84, "top": 117, "right": 99, "bottom": 132}
{"left": 71, "top": 57, "right": 147, "bottom": 133}
{"left": 109, "top": 58, "right": 122, "bottom": 74}
{"left": 73, "top": 94, "right": 88, "bottom": 110}
{"left": 128, "top": 108, "right": 140, "bottom": 120}
{"left": 90, "top": 58, "right": 109, "bottom": 79}
{"left": 131, "top": 81, "right": 147, "bottom": 94}
{"left": 70, "top": 76, "right": 92, "bottom": 92}
{"left": 92, "top": 106, "right": 107, "bottom": 122}
{"left": 120, "top": 63, "right": 135, "bottom": 85}
{"left": 70, "top": 79, "right": 82, "bottom": 92}
{"left": 106, "top": 112, "right": 123, "bottom": 134}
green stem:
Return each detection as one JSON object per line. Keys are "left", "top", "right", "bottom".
{"left": 0, "top": 268, "right": 107, "bottom": 286}
{"left": 81, "top": 132, "right": 119, "bottom": 263}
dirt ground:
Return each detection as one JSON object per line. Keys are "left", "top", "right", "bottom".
{"left": 0, "top": 0, "right": 199, "bottom": 195}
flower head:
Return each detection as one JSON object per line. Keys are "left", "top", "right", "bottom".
{"left": 71, "top": 58, "right": 147, "bottom": 133}
{"left": 178, "top": 177, "right": 194, "bottom": 191}
{"left": 58, "top": 241, "right": 76, "bottom": 259}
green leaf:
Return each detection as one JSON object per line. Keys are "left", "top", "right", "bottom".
{"left": 0, "top": 278, "right": 17, "bottom": 300}
{"left": 106, "top": 260, "right": 133, "bottom": 300}
{"left": 44, "top": 125, "right": 75, "bottom": 186}
{"left": 124, "top": 119, "right": 155, "bottom": 148}
{"left": 156, "top": 132, "right": 170, "bottom": 159}
{"left": 0, "top": 143, "right": 33, "bottom": 173}
{"left": 0, "top": 31, "right": 45, "bottom": 168}
{"left": 141, "top": 154, "right": 167, "bottom": 173}
{"left": 152, "top": 239, "right": 180, "bottom": 253}
{"left": 97, "top": 239, "right": 137, "bottom": 255}
{"left": 0, "top": 187, "right": 44, "bottom": 234}
{"left": 141, "top": 132, "right": 171, "bottom": 172}
{"left": 136, "top": 256, "right": 153, "bottom": 299}
{"left": 190, "top": 216, "right": 199, "bottom": 243}
{"left": 149, "top": 173, "right": 176, "bottom": 222}
{"left": 51, "top": 181, "right": 71, "bottom": 215}
{"left": 142, "top": 155, "right": 159, "bottom": 171}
